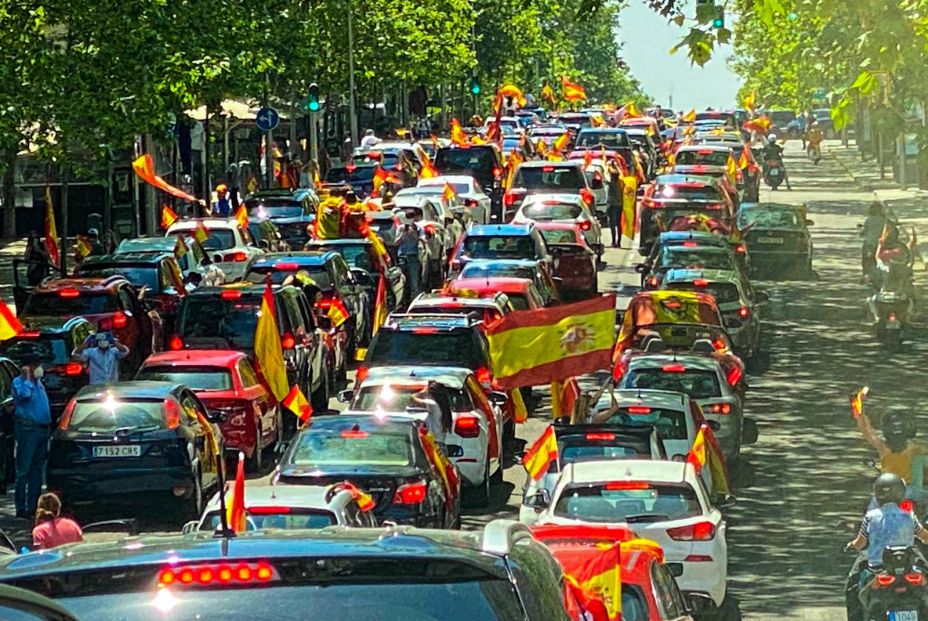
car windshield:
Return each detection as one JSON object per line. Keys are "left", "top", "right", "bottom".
{"left": 575, "top": 132, "right": 628, "bottom": 149}
{"left": 369, "top": 330, "right": 484, "bottom": 368}
{"left": 657, "top": 185, "right": 722, "bottom": 201}
{"left": 434, "top": 148, "right": 497, "bottom": 186}
{"left": 603, "top": 408, "right": 688, "bottom": 440}
{"left": 202, "top": 509, "right": 335, "bottom": 531}
{"left": 658, "top": 248, "right": 734, "bottom": 271}
{"left": 247, "top": 204, "right": 304, "bottom": 219}
{"left": 540, "top": 229, "right": 578, "bottom": 245}
{"left": 559, "top": 438, "right": 647, "bottom": 465}
{"left": 739, "top": 209, "right": 801, "bottom": 228}
{"left": 67, "top": 399, "right": 169, "bottom": 433}
{"left": 177, "top": 297, "right": 263, "bottom": 349}
{"left": 675, "top": 151, "right": 730, "bottom": 167}
{"left": 77, "top": 265, "right": 159, "bottom": 290}
{"left": 169, "top": 229, "right": 235, "bottom": 251}
{"left": 290, "top": 426, "right": 414, "bottom": 468}
{"left": 460, "top": 263, "right": 533, "bottom": 280}
{"left": 136, "top": 367, "right": 234, "bottom": 391}
{"left": 554, "top": 483, "right": 701, "bottom": 523}
{"left": 668, "top": 281, "right": 741, "bottom": 304}
{"left": 522, "top": 202, "right": 582, "bottom": 221}
{"left": 461, "top": 236, "right": 535, "bottom": 260}
{"left": 0, "top": 336, "right": 69, "bottom": 364}
{"left": 624, "top": 367, "right": 722, "bottom": 399}
{"left": 514, "top": 167, "right": 584, "bottom": 191}
{"left": 248, "top": 265, "right": 333, "bottom": 289}
{"left": 22, "top": 292, "right": 116, "bottom": 317}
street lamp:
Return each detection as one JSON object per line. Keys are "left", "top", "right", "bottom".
{"left": 347, "top": 0, "right": 358, "bottom": 147}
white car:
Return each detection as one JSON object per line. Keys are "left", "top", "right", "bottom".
{"left": 185, "top": 484, "right": 378, "bottom": 533}
{"left": 483, "top": 116, "right": 522, "bottom": 135}
{"left": 339, "top": 366, "right": 505, "bottom": 505}
{"left": 418, "top": 175, "right": 490, "bottom": 224}
{"left": 616, "top": 353, "right": 746, "bottom": 462}
{"left": 393, "top": 194, "right": 462, "bottom": 278}
{"left": 512, "top": 193, "right": 603, "bottom": 255}
{"left": 166, "top": 218, "right": 263, "bottom": 282}
{"left": 532, "top": 459, "right": 729, "bottom": 609}
{"left": 583, "top": 161, "right": 610, "bottom": 216}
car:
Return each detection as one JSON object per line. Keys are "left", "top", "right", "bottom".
{"left": 670, "top": 145, "right": 741, "bottom": 200}
{"left": 166, "top": 217, "right": 263, "bottom": 282}
{"left": 349, "top": 149, "right": 419, "bottom": 190}
{"left": 736, "top": 202, "right": 815, "bottom": 278}
{"left": 433, "top": 144, "right": 504, "bottom": 218}
{"left": 277, "top": 414, "right": 461, "bottom": 528}
{"left": 246, "top": 252, "right": 372, "bottom": 355}
{"left": 341, "top": 365, "right": 506, "bottom": 505}
{"left": 638, "top": 175, "right": 737, "bottom": 255}
{"left": 512, "top": 193, "right": 603, "bottom": 256}
{"left": 658, "top": 268, "right": 763, "bottom": 362}
{"left": 637, "top": 241, "right": 747, "bottom": 291}
{"left": 407, "top": 291, "right": 513, "bottom": 323}
{"left": 533, "top": 222, "right": 598, "bottom": 299}
{"left": 304, "top": 238, "right": 407, "bottom": 314}
{"left": 616, "top": 353, "right": 749, "bottom": 462}
{"left": 392, "top": 195, "right": 456, "bottom": 288}
{"left": 248, "top": 218, "right": 290, "bottom": 252}
{"left": 137, "top": 350, "right": 281, "bottom": 471}
{"left": 19, "top": 276, "right": 161, "bottom": 373}
{"left": 528, "top": 125, "right": 570, "bottom": 148}
{"left": 482, "top": 115, "right": 522, "bottom": 134}
{"left": 812, "top": 107, "right": 835, "bottom": 137}
{"left": 74, "top": 253, "right": 188, "bottom": 332}
{"left": 554, "top": 111, "right": 594, "bottom": 132}
{"left": 502, "top": 135, "right": 536, "bottom": 160}
{"left": 446, "top": 276, "right": 547, "bottom": 311}
{"left": 505, "top": 161, "right": 599, "bottom": 221}
{"left": 188, "top": 483, "right": 378, "bottom": 533}
{"left": 115, "top": 235, "right": 222, "bottom": 284}
{"left": 768, "top": 109, "right": 798, "bottom": 137}
{"left": 573, "top": 128, "right": 634, "bottom": 163}
{"left": 534, "top": 459, "right": 730, "bottom": 612}
{"left": 170, "top": 284, "right": 328, "bottom": 421}
{"left": 624, "top": 127, "right": 660, "bottom": 178}
{"left": 449, "top": 223, "right": 553, "bottom": 279}
{"left": 0, "top": 317, "right": 94, "bottom": 418}
{"left": 519, "top": 422, "right": 667, "bottom": 525}
{"left": 0, "top": 357, "right": 21, "bottom": 486}
{"left": 47, "top": 381, "right": 225, "bottom": 518}
{"left": 580, "top": 159, "right": 612, "bottom": 216}
{"left": 362, "top": 208, "right": 408, "bottom": 250}
{"left": 0, "top": 520, "right": 571, "bottom": 620}
{"left": 323, "top": 161, "right": 379, "bottom": 196}
{"left": 694, "top": 110, "right": 738, "bottom": 129}
{"left": 418, "top": 175, "right": 491, "bottom": 224}
{"left": 456, "top": 260, "right": 560, "bottom": 307}
{"left": 244, "top": 189, "right": 318, "bottom": 248}
{"left": 643, "top": 230, "right": 750, "bottom": 279}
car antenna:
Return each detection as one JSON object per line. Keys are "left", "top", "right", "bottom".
{"left": 214, "top": 451, "right": 234, "bottom": 538}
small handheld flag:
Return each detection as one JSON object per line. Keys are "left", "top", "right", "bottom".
{"left": 522, "top": 425, "right": 558, "bottom": 481}
{"left": 850, "top": 386, "right": 869, "bottom": 419}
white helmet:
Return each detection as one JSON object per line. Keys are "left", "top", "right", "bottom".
{"left": 766, "top": 134, "right": 777, "bottom": 144}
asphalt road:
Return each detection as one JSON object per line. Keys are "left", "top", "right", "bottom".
{"left": 4, "top": 140, "right": 926, "bottom": 620}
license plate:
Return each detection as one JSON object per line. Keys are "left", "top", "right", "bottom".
{"left": 890, "top": 610, "right": 917, "bottom": 621}
{"left": 93, "top": 445, "right": 141, "bottom": 458}
{"left": 769, "top": 168, "right": 780, "bottom": 175}
{"left": 759, "top": 237, "right": 784, "bottom": 244}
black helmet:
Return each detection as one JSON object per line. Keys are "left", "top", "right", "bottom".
{"left": 873, "top": 473, "right": 906, "bottom": 506}
{"left": 882, "top": 411, "right": 916, "bottom": 447}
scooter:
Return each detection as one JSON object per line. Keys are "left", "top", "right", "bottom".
{"left": 864, "top": 546, "right": 927, "bottom": 621}
{"left": 764, "top": 159, "right": 785, "bottom": 190}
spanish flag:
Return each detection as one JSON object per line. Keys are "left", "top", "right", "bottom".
{"left": 551, "top": 132, "right": 570, "bottom": 154}
{"left": 44, "top": 185, "right": 60, "bottom": 270}
{"left": 75, "top": 235, "right": 93, "bottom": 260}
{"left": 486, "top": 294, "right": 615, "bottom": 389}
{"left": 498, "top": 84, "right": 526, "bottom": 107}
{"left": 172, "top": 236, "right": 187, "bottom": 259}
{"left": 194, "top": 221, "right": 209, "bottom": 244}
{"left": 253, "top": 281, "right": 290, "bottom": 403}
{"left": 450, "top": 118, "right": 468, "bottom": 146}
{"left": 522, "top": 425, "right": 558, "bottom": 480}
{"left": 419, "top": 426, "right": 458, "bottom": 511}
{"left": 578, "top": 544, "right": 621, "bottom": 621}
{"left": 338, "top": 482, "right": 376, "bottom": 512}
{"left": 372, "top": 167, "right": 401, "bottom": 197}
{"left": 282, "top": 384, "right": 313, "bottom": 422}
{"left": 687, "top": 425, "right": 708, "bottom": 471}
{"left": 442, "top": 182, "right": 457, "bottom": 202}
{"left": 226, "top": 452, "right": 247, "bottom": 533}
{"left": 682, "top": 108, "right": 696, "bottom": 123}
{"left": 161, "top": 205, "right": 179, "bottom": 230}
{"left": 561, "top": 76, "right": 587, "bottom": 102}
{"left": 372, "top": 274, "right": 388, "bottom": 337}
{"left": 620, "top": 175, "right": 638, "bottom": 240}
{"left": 0, "top": 302, "right": 23, "bottom": 341}
{"left": 742, "top": 89, "right": 757, "bottom": 112}
{"left": 742, "top": 116, "right": 772, "bottom": 134}
{"left": 326, "top": 297, "right": 350, "bottom": 328}
{"left": 725, "top": 154, "right": 738, "bottom": 183}
{"left": 850, "top": 386, "right": 869, "bottom": 419}
{"left": 234, "top": 204, "right": 249, "bottom": 228}
{"left": 541, "top": 83, "right": 556, "bottom": 105}
{"left": 505, "top": 151, "right": 523, "bottom": 190}
{"left": 419, "top": 151, "right": 440, "bottom": 179}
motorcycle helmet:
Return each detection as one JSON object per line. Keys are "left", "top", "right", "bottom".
{"left": 873, "top": 473, "right": 906, "bottom": 506}
{"left": 766, "top": 134, "right": 777, "bottom": 144}
{"left": 881, "top": 411, "right": 916, "bottom": 451}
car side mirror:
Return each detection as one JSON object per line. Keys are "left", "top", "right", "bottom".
{"left": 81, "top": 519, "right": 138, "bottom": 536}
{"left": 806, "top": 219, "right": 815, "bottom": 226}
{"left": 349, "top": 268, "right": 374, "bottom": 288}
{"left": 716, "top": 494, "right": 737, "bottom": 509}
{"left": 633, "top": 263, "right": 649, "bottom": 274}
{"left": 524, "top": 489, "right": 550, "bottom": 511}
{"left": 755, "top": 290, "right": 770, "bottom": 304}
{"left": 742, "top": 418, "right": 759, "bottom": 445}
{"left": 336, "top": 389, "right": 354, "bottom": 404}
{"left": 181, "top": 520, "right": 199, "bottom": 535}
{"left": 488, "top": 391, "right": 508, "bottom": 407}
{"left": 706, "top": 420, "right": 721, "bottom": 432}
{"left": 686, "top": 592, "right": 713, "bottom": 613}
{"left": 258, "top": 239, "right": 270, "bottom": 250}
{"left": 206, "top": 410, "right": 228, "bottom": 424}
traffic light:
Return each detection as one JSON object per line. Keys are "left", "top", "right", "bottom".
{"left": 712, "top": 5, "right": 725, "bottom": 28}
{"left": 307, "top": 83, "right": 321, "bottom": 112}
{"left": 469, "top": 76, "right": 481, "bottom": 96}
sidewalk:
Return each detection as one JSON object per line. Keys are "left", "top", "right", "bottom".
{"left": 826, "top": 141, "right": 928, "bottom": 204}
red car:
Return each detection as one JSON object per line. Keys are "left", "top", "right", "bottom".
{"left": 137, "top": 350, "right": 281, "bottom": 471}
{"left": 445, "top": 277, "right": 546, "bottom": 311}
{"left": 534, "top": 222, "right": 598, "bottom": 299}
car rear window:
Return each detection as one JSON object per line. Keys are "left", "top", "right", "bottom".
{"left": 575, "top": 131, "right": 629, "bottom": 149}
{"left": 514, "top": 167, "right": 584, "bottom": 191}
{"left": 76, "top": 265, "right": 160, "bottom": 290}
{"left": 658, "top": 248, "right": 734, "bottom": 271}
{"left": 202, "top": 509, "right": 335, "bottom": 531}
{"left": 435, "top": 147, "right": 497, "bottom": 175}
{"left": 738, "top": 209, "right": 800, "bottom": 228}
{"left": 522, "top": 202, "right": 582, "bottom": 220}
{"left": 177, "top": 297, "right": 265, "bottom": 349}
{"left": 369, "top": 330, "right": 485, "bottom": 369}
{"left": 554, "top": 482, "right": 701, "bottom": 523}
{"left": 247, "top": 265, "right": 333, "bottom": 290}
{"left": 290, "top": 426, "right": 414, "bottom": 468}
{"left": 67, "top": 399, "right": 170, "bottom": 433}
{"left": 354, "top": 384, "right": 471, "bottom": 412}
{"left": 460, "top": 262, "right": 533, "bottom": 280}
{"left": 603, "top": 408, "right": 688, "bottom": 440}
{"left": 136, "top": 367, "right": 234, "bottom": 391}
{"left": 674, "top": 150, "right": 730, "bottom": 167}
{"left": 0, "top": 336, "right": 69, "bottom": 364}
{"left": 461, "top": 236, "right": 535, "bottom": 260}
{"left": 246, "top": 202, "right": 304, "bottom": 219}
{"left": 168, "top": 229, "right": 235, "bottom": 251}
{"left": 23, "top": 292, "right": 116, "bottom": 317}
{"left": 540, "top": 229, "right": 577, "bottom": 245}
{"left": 657, "top": 185, "right": 722, "bottom": 202}
{"left": 558, "top": 436, "right": 648, "bottom": 465}
{"left": 623, "top": 367, "right": 722, "bottom": 399}
{"left": 670, "top": 282, "right": 741, "bottom": 304}
{"left": 325, "top": 166, "right": 377, "bottom": 183}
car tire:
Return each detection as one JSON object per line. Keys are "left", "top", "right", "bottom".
{"left": 490, "top": 460, "right": 504, "bottom": 483}
{"left": 311, "top": 367, "right": 330, "bottom": 414}
{"left": 183, "top": 471, "right": 203, "bottom": 520}
{"left": 472, "top": 462, "right": 491, "bottom": 507}
{"left": 247, "top": 421, "right": 263, "bottom": 473}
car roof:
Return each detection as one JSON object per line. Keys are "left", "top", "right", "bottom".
{"left": 562, "top": 459, "right": 692, "bottom": 486}
{"left": 577, "top": 127, "right": 626, "bottom": 134}
{"left": 676, "top": 144, "right": 733, "bottom": 153}
{"left": 655, "top": 174, "right": 721, "bottom": 187}
{"left": 626, "top": 353, "right": 721, "bottom": 372}
{"left": 77, "top": 253, "right": 167, "bottom": 267}
{"left": 518, "top": 160, "right": 583, "bottom": 169}
{"left": 168, "top": 218, "right": 238, "bottom": 230}
{"left": 410, "top": 293, "right": 505, "bottom": 309}
{"left": 305, "top": 238, "right": 372, "bottom": 247}
{"left": 613, "top": 388, "right": 690, "bottom": 411}
{"left": 31, "top": 276, "right": 126, "bottom": 294}
{"left": 203, "top": 484, "right": 339, "bottom": 513}
{"left": 467, "top": 223, "right": 533, "bottom": 237}
{"left": 361, "top": 366, "right": 472, "bottom": 390}
{"left": 739, "top": 201, "right": 802, "bottom": 212}
{"left": 73, "top": 380, "right": 181, "bottom": 401}
{"left": 553, "top": 422, "right": 657, "bottom": 441}
{"left": 384, "top": 314, "right": 478, "bottom": 330}
{"left": 142, "top": 349, "right": 247, "bottom": 368}
{"left": 187, "top": 284, "right": 273, "bottom": 298}
{"left": 252, "top": 251, "right": 332, "bottom": 267}
{"left": 450, "top": 277, "right": 533, "bottom": 293}
{"left": 419, "top": 175, "right": 475, "bottom": 185}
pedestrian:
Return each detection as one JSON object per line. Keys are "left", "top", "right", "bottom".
{"left": 23, "top": 231, "right": 51, "bottom": 286}
{"left": 72, "top": 332, "right": 130, "bottom": 385}
{"left": 32, "top": 492, "right": 82, "bottom": 550}
{"left": 12, "top": 363, "right": 51, "bottom": 519}
{"left": 85, "top": 229, "right": 105, "bottom": 257}
{"left": 360, "top": 128, "right": 381, "bottom": 150}
{"left": 606, "top": 163, "right": 623, "bottom": 248}
{"left": 213, "top": 184, "right": 231, "bottom": 217}
{"left": 396, "top": 223, "right": 422, "bottom": 304}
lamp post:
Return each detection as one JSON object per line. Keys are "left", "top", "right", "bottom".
{"left": 347, "top": 0, "right": 358, "bottom": 147}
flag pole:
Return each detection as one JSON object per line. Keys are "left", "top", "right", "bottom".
{"left": 215, "top": 452, "right": 234, "bottom": 538}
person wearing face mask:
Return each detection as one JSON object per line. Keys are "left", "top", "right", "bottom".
{"left": 12, "top": 361, "right": 51, "bottom": 518}
{"left": 72, "top": 332, "right": 130, "bottom": 385}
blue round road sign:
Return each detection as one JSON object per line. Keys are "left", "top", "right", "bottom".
{"left": 255, "top": 107, "right": 280, "bottom": 132}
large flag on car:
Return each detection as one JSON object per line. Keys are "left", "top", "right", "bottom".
{"left": 253, "top": 281, "right": 292, "bottom": 404}
{"left": 522, "top": 424, "right": 558, "bottom": 480}
{"left": 226, "top": 452, "right": 247, "bottom": 533}
{"left": 44, "top": 185, "right": 60, "bottom": 270}
{"left": 372, "top": 274, "right": 388, "bottom": 337}
{"left": 450, "top": 118, "right": 469, "bottom": 146}
{"left": 556, "top": 542, "right": 622, "bottom": 621}
{"left": 620, "top": 175, "right": 638, "bottom": 240}
{"left": 486, "top": 294, "right": 615, "bottom": 389}
{"left": 0, "top": 303, "right": 23, "bottom": 341}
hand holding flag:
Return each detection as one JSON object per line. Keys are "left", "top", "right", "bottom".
{"left": 850, "top": 386, "right": 869, "bottom": 419}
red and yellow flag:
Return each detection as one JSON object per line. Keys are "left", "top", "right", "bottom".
{"left": 326, "top": 297, "right": 350, "bottom": 328}
{"left": 234, "top": 204, "right": 249, "bottom": 228}
{"left": 742, "top": 116, "right": 772, "bottom": 134}
{"left": 0, "top": 302, "right": 23, "bottom": 341}
{"left": 682, "top": 108, "right": 696, "bottom": 123}
{"left": 75, "top": 235, "right": 93, "bottom": 260}
{"left": 226, "top": 452, "right": 247, "bottom": 533}
{"left": 561, "top": 76, "right": 587, "bottom": 102}
{"left": 161, "top": 205, "right": 179, "bottom": 230}
{"left": 172, "top": 236, "right": 187, "bottom": 259}
{"left": 372, "top": 167, "right": 401, "bottom": 197}
{"left": 551, "top": 132, "right": 570, "bottom": 154}
{"left": 505, "top": 151, "right": 523, "bottom": 190}
{"left": 541, "top": 83, "right": 556, "bottom": 105}
{"left": 254, "top": 281, "right": 290, "bottom": 403}
{"left": 551, "top": 377, "right": 581, "bottom": 420}
{"left": 687, "top": 425, "right": 708, "bottom": 471}
{"left": 193, "top": 221, "right": 209, "bottom": 244}
{"left": 133, "top": 153, "right": 199, "bottom": 203}
{"left": 850, "top": 386, "right": 869, "bottom": 419}
{"left": 486, "top": 93, "right": 505, "bottom": 144}
{"left": 372, "top": 274, "right": 388, "bottom": 337}
{"left": 442, "top": 182, "right": 457, "bottom": 202}
{"left": 498, "top": 84, "right": 526, "bottom": 107}
{"left": 419, "top": 427, "right": 458, "bottom": 510}
{"left": 725, "top": 154, "right": 738, "bottom": 183}
{"left": 620, "top": 175, "right": 638, "bottom": 240}
{"left": 742, "top": 90, "right": 757, "bottom": 112}
{"left": 450, "top": 118, "right": 468, "bottom": 146}
{"left": 44, "top": 186, "right": 60, "bottom": 270}
{"left": 419, "top": 151, "right": 440, "bottom": 179}
{"left": 282, "top": 384, "right": 313, "bottom": 422}
{"left": 522, "top": 425, "right": 558, "bottom": 480}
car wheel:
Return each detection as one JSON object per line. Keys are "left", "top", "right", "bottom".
{"left": 311, "top": 367, "right": 330, "bottom": 414}
{"left": 247, "top": 421, "right": 263, "bottom": 473}
{"left": 490, "top": 459, "right": 504, "bottom": 483}
{"left": 182, "top": 471, "right": 203, "bottom": 520}
{"left": 472, "top": 462, "right": 491, "bottom": 507}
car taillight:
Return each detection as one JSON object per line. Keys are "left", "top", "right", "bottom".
{"left": 708, "top": 403, "right": 732, "bottom": 415}
{"left": 221, "top": 290, "right": 242, "bottom": 299}
{"left": 453, "top": 416, "right": 480, "bottom": 438}
{"left": 58, "top": 400, "right": 77, "bottom": 430}
{"left": 164, "top": 399, "right": 181, "bottom": 430}
{"left": 425, "top": 224, "right": 436, "bottom": 235}
{"left": 682, "top": 241, "right": 698, "bottom": 248}
{"left": 705, "top": 203, "right": 723, "bottom": 210}
{"left": 875, "top": 574, "right": 896, "bottom": 587}
{"left": 579, "top": 189, "right": 594, "bottom": 207}
{"left": 644, "top": 199, "right": 661, "bottom": 209}
{"left": 393, "top": 480, "right": 428, "bottom": 504}
{"left": 712, "top": 337, "right": 727, "bottom": 352}
{"left": 158, "top": 562, "right": 277, "bottom": 587}
{"left": 168, "top": 335, "right": 184, "bottom": 351}
{"left": 906, "top": 573, "right": 926, "bottom": 586}
{"left": 726, "top": 365, "right": 743, "bottom": 387}
{"left": 693, "top": 278, "right": 709, "bottom": 287}
{"left": 19, "top": 331, "right": 40, "bottom": 338}
{"left": 504, "top": 192, "right": 516, "bottom": 206}
{"left": 579, "top": 220, "right": 591, "bottom": 231}
{"left": 59, "top": 288, "right": 80, "bottom": 298}
{"left": 738, "top": 306, "right": 750, "bottom": 319}
{"left": 56, "top": 362, "right": 83, "bottom": 376}
{"left": 662, "top": 363, "right": 686, "bottom": 373}
{"left": 226, "top": 251, "right": 248, "bottom": 262}
{"left": 281, "top": 333, "right": 296, "bottom": 350}
{"left": 667, "top": 521, "right": 716, "bottom": 541}
{"left": 355, "top": 366, "right": 368, "bottom": 382}
{"left": 493, "top": 166, "right": 502, "bottom": 178}
{"left": 889, "top": 312, "right": 898, "bottom": 322}
{"left": 274, "top": 262, "right": 299, "bottom": 270}
{"left": 112, "top": 311, "right": 128, "bottom": 329}
{"left": 735, "top": 243, "right": 747, "bottom": 254}
{"left": 476, "top": 366, "right": 491, "bottom": 386}
{"left": 586, "top": 432, "right": 615, "bottom": 441}
{"left": 464, "top": 199, "right": 478, "bottom": 207}
{"left": 626, "top": 406, "right": 651, "bottom": 414}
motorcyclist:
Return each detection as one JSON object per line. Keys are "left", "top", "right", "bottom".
{"left": 806, "top": 121, "right": 824, "bottom": 164}
{"left": 846, "top": 473, "right": 928, "bottom": 617}
{"left": 762, "top": 134, "right": 792, "bottom": 190}
{"left": 860, "top": 202, "right": 887, "bottom": 283}
{"left": 867, "top": 223, "right": 917, "bottom": 321}
{"left": 856, "top": 410, "right": 928, "bottom": 508}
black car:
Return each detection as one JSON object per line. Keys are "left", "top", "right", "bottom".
{"left": 115, "top": 235, "right": 216, "bottom": 282}
{"left": 171, "top": 284, "right": 329, "bottom": 418}
{"left": 737, "top": 202, "right": 815, "bottom": 278}
{"left": 277, "top": 414, "right": 459, "bottom": 528}
{"left": 244, "top": 189, "right": 318, "bottom": 248}
{"left": 0, "top": 356, "right": 20, "bottom": 486}
{"left": 0, "top": 317, "right": 95, "bottom": 418}
{"left": 47, "top": 381, "right": 225, "bottom": 519}
{"left": 434, "top": 144, "right": 504, "bottom": 217}
{"left": 0, "top": 521, "right": 571, "bottom": 620}
{"left": 638, "top": 174, "right": 735, "bottom": 255}
{"left": 304, "top": 238, "right": 406, "bottom": 313}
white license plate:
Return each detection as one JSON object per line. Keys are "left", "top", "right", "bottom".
{"left": 759, "top": 237, "right": 784, "bottom": 244}
{"left": 93, "top": 445, "right": 141, "bottom": 458}
{"left": 769, "top": 168, "right": 780, "bottom": 175}
{"left": 890, "top": 610, "right": 917, "bottom": 621}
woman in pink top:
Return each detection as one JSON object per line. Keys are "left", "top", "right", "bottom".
{"left": 32, "top": 493, "right": 82, "bottom": 550}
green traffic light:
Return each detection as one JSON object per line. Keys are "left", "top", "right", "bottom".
{"left": 307, "top": 83, "right": 321, "bottom": 112}
{"left": 308, "top": 100, "right": 321, "bottom": 112}
{"left": 470, "top": 77, "right": 481, "bottom": 96}
{"left": 712, "top": 17, "right": 724, "bottom": 27}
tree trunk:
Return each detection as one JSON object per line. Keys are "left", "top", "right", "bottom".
{"left": 1, "top": 147, "right": 16, "bottom": 240}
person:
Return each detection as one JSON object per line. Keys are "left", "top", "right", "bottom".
{"left": 213, "top": 184, "right": 231, "bottom": 217}
{"left": 32, "top": 492, "right": 82, "bottom": 550}
{"left": 606, "top": 163, "right": 623, "bottom": 248}
{"left": 396, "top": 223, "right": 422, "bottom": 305}
{"left": 409, "top": 383, "right": 447, "bottom": 445}
{"left": 846, "top": 474, "right": 928, "bottom": 615}
{"left": 860, "top": 202, "right": 886, "bottom": 282}
{"left": 12, "top": 363, "right": 51, "bottom": 518}
{"left": 201, "top": 257, "right": 225, "bottom": 287}
{"left": 856, "top": 410, "right": 928, "bottom": 508}
{"left": 360, "top": 128, "right": 381, "bottom": 149}
{"left": 806, "top": 122, "right": 824, "bottom": 164}
{"left": 762, "top": 134, "right": 792, "bottom": 190}
{"left": 23, "top": 231, "right": 51, "bottom": 286}
{"left": 72, "top": 332, "right": 130, "bottom": 385}
{"left": 85, "top": 228, "right": 106, "bottom": 257}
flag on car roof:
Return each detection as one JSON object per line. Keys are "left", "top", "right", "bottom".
{"left": 576, "top": 545, "right": 622, "bottom": 621}
{"left": 0, "top": 303, "right": 23, "bottom": 341}
{"left": 161, "top": 205, "right": 179, "bottom": 230}
{"left": 442, "top": 182, "right": 457, "bottom": 202}
{"left": 226, "top": 452, "right": 247, "bottom": 533}
{"left": 523, "top": 424, "right": 558, "bottom": 481}
{"left": 419, "top": 150, "right": 440, "bottom": 179}
{"left": 282, "top": 384, "right": 312, "bottom": 422}
{"left": 234, "top": 204, "right": 249, "bottom": 228}
{"left": 551, "top": 132, "right": 570, "bottom": 154}
{"left": 44, "top": 185, "right": 60, "bottom": 270}
{"left": 75, "top": 235, "right": 93, "bottom": 261}
{"left": 194, "top": 221, "right": 209, "bottom": 244}
{"left": 561, "top": 76, "right": 587, "bottom": 102}
{"left": 371, "top": 167, "right": 401, "bottom": 197}
{"left": 254, "top": 281, "right": 291, "bottom": 406}
{"left": 326, "top": 297, "right": 350, "bottom": 328}
{"left": 450, "top": 118, "right": 468, "bottom": 146}
{"left": 172, "top": 236, "right": 187, "bottom": 259}
{"left": 682, "top": 108, "right": 696, "bottom": 123}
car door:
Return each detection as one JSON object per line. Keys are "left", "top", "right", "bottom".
{"left": 294, "top": 292, "right": 326, "bottom": 378}
{"left": 0, "top": 362, "right": 15, "bottom": 482}
{"left": 280, "top": 291, "right": 311, "bottom": 384}
{"left": 331, "top": 256, "right": 366, "bottom": 335}
{"left": 115, "top": 286, "right": 145, "bottom": 357}
{"left": 238, "top": 357, "right": 276, "bottom": 447}
{"left": 180, "top": 390, "right": 220, "bottom": 489}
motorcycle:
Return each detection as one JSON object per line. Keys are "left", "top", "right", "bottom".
{"left": 764, "top": 158, "right": 785, "bottom": 190}
{"left": 859, "top": 546, "right": 928, "bottom": 621}
{"left": 871, "top": 288, "right": 912, "bottom": 350}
